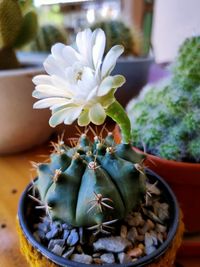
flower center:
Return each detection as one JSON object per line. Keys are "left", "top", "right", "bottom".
{"left": 75, "top": 70, "right": 83, "bottom": 81}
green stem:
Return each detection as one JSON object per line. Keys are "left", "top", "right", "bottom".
{"left": 106, "top": 100, "right": 131, "bottom": 144}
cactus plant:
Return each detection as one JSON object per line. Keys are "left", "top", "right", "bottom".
{"left": 0, "top": 0, "right": 38, "bottom": 70}
{"left": 127, "top": 36, "right": 200, "bottom": 163}
{"left": 91, "top": 20, "right": 142, "bottom": 56}
{"left": 30, "top": 24, "right": 67, "bottom": 52}
{"left": 30, "top": 28, "right": 147, "bottom": 231}
{"left": 34, "top": 132, "right": 145, "bottom": 228}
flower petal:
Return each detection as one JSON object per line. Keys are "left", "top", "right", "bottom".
{"left": 76, "top": 28, "right": 93, "bottom": 67}
{"left": 32, "top": 75, "right": 52, "bottom": 86}
{"left": 101, "top": 45, "right": 124, "bottom": 78}
{"left": 92, "top": 29, "right": 106, "bottom": 68}
{"left": 98, "top": 75, "right": 126, "bottom": 96}
{"left": 77, "top": 67, "right": 97, "bottom": 97}
{"left": 33, "top": 98, "right": 69, "bottom": 109}
{"left": 100, "top": 90, "right": 115, "bottom": 108}
{"left": 44, "top": 55, "right": 67, "bottom": 79}
{"left": 86, "top": 86, "right": 98, "bottom": 102}
{"left": 89, "top": 103, "right": 106, "bottom": 125}
{"left": 33, "top": 84, "right": 71, "bottom": 98}
{"left": 51, "top": 75, "right": 74, "bottom": 97}
{"left": 62, "top": 46, "right": 80, "bottom": 66}
{"left": 78, "top": 109, "right": 90, "bottom": 126}
{"left": 51, "top": 43, "right": 66, "bottom": 61}
{"left": 49, "top": 106, "right": 82, "bottom": 127}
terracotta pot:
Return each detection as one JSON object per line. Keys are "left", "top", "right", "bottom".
{"left": 0, "top": 66, "right": 53, "bottom": 154}
{"left": 17, "top": 169, "right": 184, "bottom": 267}
{"left": 113, "top": 126, "right": 200, "bottom": 233}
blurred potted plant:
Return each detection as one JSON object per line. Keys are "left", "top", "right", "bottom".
{"left": 17, "top": 28, "right": 183, "bottom": 267}
{"left": 0, "top": 0, "right": 52, "bottom": 154}
{"left": 30, "top": 24, "right": 67, "bottom": 53}
{"left": 91, "top": 19, "right": 153, "bottom": 106}
{"left": 126, "top": 36, "right": 200, "bottom": 233}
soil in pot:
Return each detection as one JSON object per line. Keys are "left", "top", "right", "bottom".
{"left": 18, "top": 169, "right": 184, "bottom": 267}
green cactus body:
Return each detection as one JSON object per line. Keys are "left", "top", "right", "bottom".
{"left": 0, "top": 0, "right": 38, "bottom": 70}
{"left": 30, "top": 24, "right": 66, "bottom": 52}
{"left": 173, "top": 36, "right": 200, "bottom": 86}
{"left": 35, "top": 133, "right": 145, "bottom": 227}
{"left": 91, "top": 20, "right": 135, "bottom": 56}
{"left": 128, "top": 36, "right": 200, "bottom": 162}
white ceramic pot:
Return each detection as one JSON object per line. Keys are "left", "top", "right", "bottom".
{"left": 0, "top": 66, "right": 53, "bottom": 154}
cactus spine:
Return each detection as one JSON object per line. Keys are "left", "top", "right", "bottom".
{"left": 34, "top": 132, "right": 145, "bottom": 229}
{"left": 0, "top": 0, "right": 38, "bottom": 70}
{"left": 127, "top": 36, "right": 200, "bottom": 162}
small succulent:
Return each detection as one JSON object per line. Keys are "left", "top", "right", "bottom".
{"left": 30, "top": 24, "right": 67, "bottom": 52}
{"left": 31, "top": 28, "right": 147, "bottom": 232}
{"left": 127, "top": 36, "right": 200, "bottom": 163}
{"left": 91, "top": 20, "right": 142, "bottom": 56}
{"left": 0, "top": 0, "right": 38, "bottom": 70}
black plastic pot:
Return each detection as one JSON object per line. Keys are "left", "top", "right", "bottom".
{"left": 113, "top": 56, "right": 153, "bottom": 107}
{"left": 18, "top": 169, "right": 179, "bottom": 267}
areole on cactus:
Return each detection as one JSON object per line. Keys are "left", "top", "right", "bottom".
{"left": 32, "top": 28, "right": 146, "bottom": 231}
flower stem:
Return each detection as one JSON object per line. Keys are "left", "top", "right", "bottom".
{"left": 106, "top": 100, "right": 131, "bottom": 144}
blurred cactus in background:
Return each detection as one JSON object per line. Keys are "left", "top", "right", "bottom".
{"left": 128, "top": 36, "right": 200, "bottom": 162}
{"left": 127, "top": 36, "right": 200, "bottom": 162}
{"left": 0, "top": 0, "right": 38, "bottom": 70}
{"left": 91, "top": 20, "right": 143, "bottom": 57}
{"left": 30, "top": 24, "right": 67, "bottom": 52}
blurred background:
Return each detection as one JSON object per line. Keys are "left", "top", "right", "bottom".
{"left": 22, "top": 0, "right": 200, "bottom": 63}
{"left": 23, "top": 0, "right": 154, "bottom": 58}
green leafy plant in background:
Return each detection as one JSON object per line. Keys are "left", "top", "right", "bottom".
{"left": 0, "top": 0, "right": 38, "bottom": 70}
{"left": 91, "top": 20, "right": 143, "bottom": 57}
{"left": 127, "top": 36, "right": 200, "bottom": 163}
{"left": 30, "top": 24, "right": 67, "bottom": 52}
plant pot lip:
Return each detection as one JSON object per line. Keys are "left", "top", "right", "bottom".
{"left": 135, "top": 148, "right": 200, "bottom": 168}
{"left": 0, "top": 51, "right": 47, "bottom": 77}
{"left": 0, "top": 65, "right": 44, "bottom": 78}
{"left": 117, "top": 55, "right": 154, "bottom": 63}
{"left": 18, "top": 168, "right": 179, "bottom": 267}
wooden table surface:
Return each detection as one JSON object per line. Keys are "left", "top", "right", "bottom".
{"left": 0, "top": 140, "right": 199, "bottom": 267}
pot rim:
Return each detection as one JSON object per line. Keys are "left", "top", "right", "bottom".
{"left": 117, "top": 56, "right": 153, "bottom": 64}
{"left": 18, "top": 168, "right": 179, "bottom": 267}
{"left": 136, "top": 148, "right": 200, "bottom": 169}
{"left": 0, "top": 65, "right": 44, "bottom": 78}
{"left": 113, "top": 125, "right": 200, "bottom": 168}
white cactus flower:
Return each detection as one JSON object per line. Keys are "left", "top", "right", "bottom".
{"left": 32, "top": 28, "right": 125, "bottom": 127}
